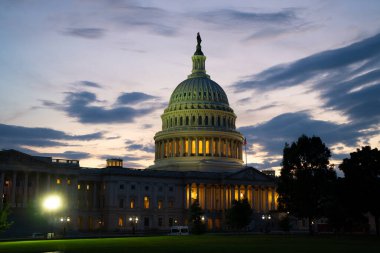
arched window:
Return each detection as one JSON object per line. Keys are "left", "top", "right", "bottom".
{"left": 180, "top": 117, "right": 183, "bottom": 126}
{"left": 205, "top": 116, "right": 208, "bottom": 125}
{"left": 217, "top": 116, "right": 220, "bottom": 127}
{"left": 198, "top": 116, "right": 202, "bottom": 125}
{"left": 211, "top": 116, "right": 214, "bottom": 126}
{"left": 186, "top": 116, "right": 189, "bottom": 125}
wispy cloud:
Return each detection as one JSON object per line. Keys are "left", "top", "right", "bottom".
{"left": 125, "top": 139, "right": 154, "bottom": 153}
{"left": 76, "top": 81, "right": 102, "bottom": 89}
{"left": 0, "top": 123, "right": 102, "bottom": 149}
{"left": 116, "top": 92, "right": 158, "bottom": 105}
{"left": 44, "top": 90, "right": 163, "bottom": 124}
{"left": 63, "top": 28, "right": 106, "bottom": 39}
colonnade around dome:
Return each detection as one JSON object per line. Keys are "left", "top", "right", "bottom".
{"left": 162, "top": 111, "right": 236, "bottom": 131}
{"left": 155, "top": 136, "right": 243, "bottom": 160}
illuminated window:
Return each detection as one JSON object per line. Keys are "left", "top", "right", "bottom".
{"left": 168, "top": 200, "right": 174, "bottom": 208}
{"left": 185, "top": 139, "right": 189, "bottom": 154}
{"left": 67, "top": 179, "right": 71, "bottom": 185}
{"left": 118, "top": 217, "right": 123, "bottom": 227}
{"left": 158, "top": 200, "right": 163, "bottom": 209}
{"left": 56, "top": 178, "right": 61, "bottom": 184}
{"left": 86, "top": 184, "right": 90, "bottom": 190}
{"left": 5, "top": 180, "right": 9, "bottom": 186}
{"left": 198, "top": 140, "right": 203, "bottom": 154}
{"left": 191, "top": 140, "right": 196, "bottom": 155}
{"left": 205, "top": 140, "right": 210, "bottom": 155}
{"left": 77, "top": 184, "right": 81, "bottom": 190}
{"left": 144, "top": 196, "right": 150, "bottom": 209}
{"left": 130, "top": 199, "right": 135, "bottom": 209}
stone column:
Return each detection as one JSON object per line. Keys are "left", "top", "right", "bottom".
{"left": 218, "top": 138, "right": 222, "bottom": 157}
{"left": 188, "top": 183, "right": 192, "bottom": 208}
{"left": 23, "top": 172, "right": 29, "bottom": 208}
{"left": 203, "top": 137, "right": 206, "bottom": 156}
{"left": 250, "top": 185, "right": 254, "bottom": 209}
{"left": 244, "top": 185, "right": 248, "bottom": 200}
{"left": 188, "top": 138, "right": 192, "bottom": 157}
{"left": 204, "top": 184, "right": 207, "bottom": 210}
{"left": 196, "top": 183, "right": 200, "bottom": 203}
{"left": 211, "top": 138, "right": 214, "bottom": 157}
{"left": 195, "top": 137, "right": 199, "bottom": 156}
{"left": 11, "top": 171, "right": 17, "bottom": 207}
{"left": 0, "top": 172, "right": 4, "bottom": 209}
{"left": 181, "top": 138, "right": 185, "bottom": 157}
{"left": 257, "top": 186, "right": 263, "bottom": 212}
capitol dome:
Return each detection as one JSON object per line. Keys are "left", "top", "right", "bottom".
{"left": 151, "top": 34, "right": 244, "bottom": 172}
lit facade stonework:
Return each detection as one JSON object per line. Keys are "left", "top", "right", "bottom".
{"left": 0, "top": 36, "right": 276, "bottom": 236}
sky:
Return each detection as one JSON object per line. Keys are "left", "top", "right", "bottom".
{"left": 1, "top": 0, "right": 380, "bottom": 172}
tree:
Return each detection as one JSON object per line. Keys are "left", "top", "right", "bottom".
{"left": 0, "top": 204, "right": 13, "bottom": 232}
{"left": 225, "top": 199, "right": 253, "bottom": 230}
{"left": 277, "top": 135, "right": 337, "bottom": 234}
{"left": 339, "top": 146, "right": 380, "bottom": 235}
{"left": 188, "top": 201, "right": 206, "bottom": 234}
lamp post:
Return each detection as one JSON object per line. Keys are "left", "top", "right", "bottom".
{"left": 60, "top": 216, "right": 71, "bottom": 237}
{"left": 42, "top": 194, "right": 62, "bottom": 238}
{"left": 261, "top": 214, "right": 272, "bottom": 233}
{"left": 129, "top": 216, "right": 139, "bottom": 234}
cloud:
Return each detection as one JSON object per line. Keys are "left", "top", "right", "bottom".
{"left": 141, "top": 124, "right": 153, "bottom": 129}
{"left": 246, "top": 103, "right": 279, "bottom": 113}
{"left": 125, "top": 139, "right": 155, "bottom": 153}
{"left": 191, "top": 8, "right": 310, "bottom": 41}
{"left": 238, "top": 112, "right": 366, "bottom": 158}
{"left": 234, "top": 33, "right": 380, "bottom": 160}
{"left": 0, "top": 123, "right": 103, "bottom": 149}
{"left": 64, "top": 28, "right": 106, "bottom": 39}
{"left": 40, "top": 151, "right": 91, "bottom": 160}
{"left": 76, "top": 81, "right": 102, "bottom": 89}
{"left": 44, "top": 91, "right": 162, "bottom": 124}
{"left": 116, "top": 92, "right": 158, "bottom": 105}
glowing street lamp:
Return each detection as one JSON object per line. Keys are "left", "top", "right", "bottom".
{"left": 42, "top": 194, "right": 62, "bottom": 238}
{"left": 42, "top": 194, "right": 62, "bottom": 212}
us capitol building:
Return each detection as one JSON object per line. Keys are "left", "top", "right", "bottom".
{"left": 0, "top": 35, "right": 277, "bottom": 236}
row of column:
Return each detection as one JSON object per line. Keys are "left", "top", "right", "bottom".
{"left": 155, "top": 137, "right": 242, "bottom": 160}
{"left": 0, "top": 171, "right": 79, "bottom": 209}
{"left": 185, "top": 183, "right": 277, "bottom": 212}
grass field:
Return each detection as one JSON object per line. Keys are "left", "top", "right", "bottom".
{"left": 0, "top": 235, "right": 379, "bottom": 253}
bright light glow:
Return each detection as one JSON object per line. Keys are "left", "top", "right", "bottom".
{"left": 201, "top": 216, "right": 205, "bottom": 221}
{"left": 42, "top": 195, "right": 62, "bottom": 211}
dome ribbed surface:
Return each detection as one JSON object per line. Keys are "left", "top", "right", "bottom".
{"left": 167, "top": 77, "right": 230, "bottom": 111}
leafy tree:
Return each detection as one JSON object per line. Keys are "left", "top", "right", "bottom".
{"left": 188, "top": 201, "right": 206, "bottom": 234}
{"left": 225, "top": 199, "right": 253, "bottom": 230}
{"left": 0, "top": 204, "right": 13, "bottom": 232}
{"left": 339, "top": 146, "right": 380, "bottom": 235}
{"left": 277, "top": 135, "right": 337, "bottom": 234}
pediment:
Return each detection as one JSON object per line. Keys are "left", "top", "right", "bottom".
{"left": 227, "top": 167, "right": 273, "bottom": 182}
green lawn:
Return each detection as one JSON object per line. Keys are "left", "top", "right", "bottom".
{"left": 0, "top": 235, "right": 379, "bottom": 253}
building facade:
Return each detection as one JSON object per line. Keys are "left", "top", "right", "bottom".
{"left": 0, "top": 35, "right": 277, "bottom": 236}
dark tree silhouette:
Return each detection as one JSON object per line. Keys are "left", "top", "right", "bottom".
{"left": 226, "top": 198, "right": 253, "bottom": 230}
{"left": 0, "top": 205, "right": 13, "bottom": 233}
{"left": 188, "top": 201, "right": 206, "bottom": 234}
{"left": 340, "top": 146, "right": 380, "bottom": 236}
{"left": 277, "top": 135, "right": 336, "bottom": 234}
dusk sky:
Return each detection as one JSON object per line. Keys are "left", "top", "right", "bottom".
{"left": 1, "top": 0, "right": 380, "bottom": 171}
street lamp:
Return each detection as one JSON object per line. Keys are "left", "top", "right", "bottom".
{"left": 261, "top": 214, "right": 272, "bottom": 233}
{"left": 42, "top": 194, "right": 62, "bottom": 238}
{"left": 129, "top": 216, "right": 139, "bottom": 234}
{"left": 60, "top": 216, "right": 71, "bottom": 236}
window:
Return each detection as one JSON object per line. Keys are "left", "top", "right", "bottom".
{"left": 86, "top": 184, "right": 90, "bottom": 190}
{"left": 56, "top": 178, "right": 61, "bottom": 184}
{"left": 158, "top": 200, "right": 163, "bottom": 209}
{"left": 144, "top": 196, "right": 150, "bottom": 209}
{"left": 158, "top": 217, "right": 163, "bottom": 227}
{"left": 144, "top": 217, "right": 149, "bottom": 227}
{"left": 131, "top": 185, "right": 135, "bottom": 190}
{"left": 169, "top": 186, "right": 174, "bottom": 192}
{"left": 67, "top": 179, "right": 71, "bottom": 185}
{"left": 158, "top": 186, "right": 163, "bottom": 192}
{"left": 120, "top": 184, "right": 124, "bottom": 190}
{"left": 118, "top": 217, "right": 123, "bottom": 227}
{"left": 169, "top": 217, "right": 173, "bottom": 227}
{"left": 119, "top": 199, "right": 124, "bottom": 208}
{"left": 130, "top": 198, "right": 135, "bottom": 209}
{"left": 145, "top": 186, "right": 149, "bottom": 191}
{"left": 77, "top": 184, "right": 81, "bottom": 190}
{"left": 168, "top": 200, "right": 174, "bottom": 208}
